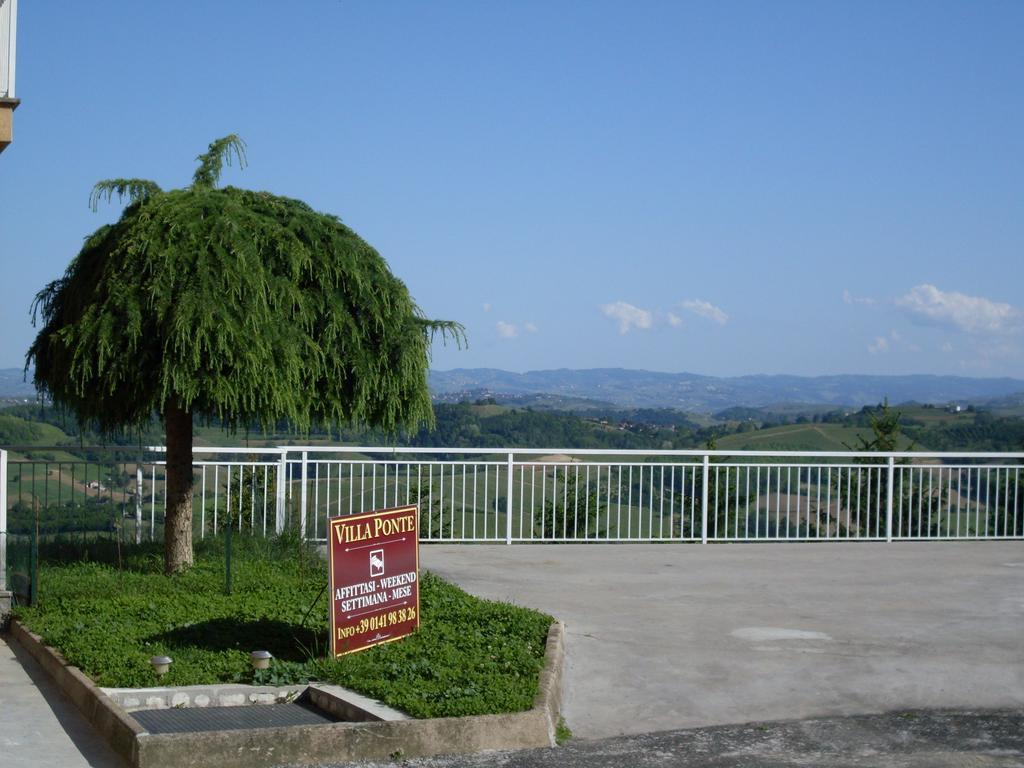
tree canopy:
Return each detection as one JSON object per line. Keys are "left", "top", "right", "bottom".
{"left": 28, "top": 135, "right": 463, "bottom": 572}
{"left": 28, "top": 135, "right": 461, "bottom": 434}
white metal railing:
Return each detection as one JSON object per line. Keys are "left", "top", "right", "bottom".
{"left": 1, "top": 448, "right": 1022, "bottom": 563}
{"left": 284, "top": 447, "right": 1024, "bottom": 544}
{"left": 1, "top": 448, "right": 7, "bottom": 591}
{"left": 0, "top": 0, "right": 17, "bottom": 99}
{"left": 1, "top": 447, "right": 287, "bottom": 550}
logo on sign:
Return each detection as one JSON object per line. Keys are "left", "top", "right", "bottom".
{"left": 369, "top": 549, "right": 384, "bottom": 577}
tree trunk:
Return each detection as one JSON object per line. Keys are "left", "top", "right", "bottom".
{"left": 164, "top": 401, "right": 194, "bottom": 574}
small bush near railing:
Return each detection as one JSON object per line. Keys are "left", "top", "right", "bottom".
{"left": 12, "top": 535, "right": 553, "bottom": 718}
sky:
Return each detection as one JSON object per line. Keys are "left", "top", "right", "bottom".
{"left": 1, "top": 1, "right": 1022, "bottom": 378}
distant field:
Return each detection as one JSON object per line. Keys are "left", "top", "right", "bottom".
{"left": 467, "top": 403, "right": 509, "bottom": 418}
{"left": 899, "top": 405, "right": 978, "bottom": 426}
{"left": 715, "top": 423, "right": 918, "bottom": 452}
{"left": 989, "top": 405, "right": 1024, "bottom": 419}
{"left": 0, "top": 414, "right": 77, "bottom": 448}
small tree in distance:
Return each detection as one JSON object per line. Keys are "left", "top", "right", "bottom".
{"left": 847, "top": 399, "right": 911, "bottom": 454}
{"left": 28, "top": 136, "right": 463, "bottom": 574}
{"left": 841, "top": 399, "right": 927, "bottom": 536}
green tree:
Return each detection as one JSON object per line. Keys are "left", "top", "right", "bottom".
{"left": 407, "top": 480, "right": 452, "bottom": 540}
{"left": 835, "top": 400, "right": 901, "bottom": 536}
{"left": 837, "top": 399, "right": 948, "bottom": 537}
{"left": 847, "top": 399, "right": 908, "bottom": 454}
{"left": 28, "top": 136, "right": 463, "bottom": 573}
{"left": 534, "top": 466, "right": 605, "bottom": 539}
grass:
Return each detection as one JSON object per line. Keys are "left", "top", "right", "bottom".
{"left": 13, "top": 535, "right": 554, "bottom": 719}
{"left": 555, "top": 717, "right": 573, "bottom": 744}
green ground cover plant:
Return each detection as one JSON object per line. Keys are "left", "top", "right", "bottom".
{"left": 13, "top": 535, "right": 553, "bottom": 718}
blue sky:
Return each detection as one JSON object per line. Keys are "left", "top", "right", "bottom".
{"left": 2, "top": 1, "right": 1022, "bottom": 378}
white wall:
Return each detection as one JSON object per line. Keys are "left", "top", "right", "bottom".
{"left": 0, "top": 0, "right": 17, "bottom": 99}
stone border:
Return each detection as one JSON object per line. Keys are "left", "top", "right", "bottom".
{"left": 102, "top": 681, "right": 412, "bottom": 723}
{"left": 0, "top": 590, "right": 12, "bottom": 625}
{"left": 102, "top": 683, "right": 308, "bottom": 711}
{"left": 9, "top": 619, "right": 565, "bottom": 767}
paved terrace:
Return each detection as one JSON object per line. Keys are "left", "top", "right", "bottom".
{"left": 2, "top": 542, "right": 1021, "bottom": 766}
{"left": 421, "top": 542, "right": 1024, "bottom": 740}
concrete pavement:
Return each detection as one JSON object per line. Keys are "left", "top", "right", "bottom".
{"left": 421, "top": 542, "right": 1024, "bottom": 740}
{"left": 1, "top": 542, "right": 1021, "bottom": 766}
{"left": 0, "top": 632, "right": 127, "bottom": 768}
{"left": 314, "top": 708, "right": 1024, "bottom": 767}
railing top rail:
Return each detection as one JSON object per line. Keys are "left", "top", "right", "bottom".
{"left": 0, "top": 445, "right": 288, "bottom": 456}
{"left": 148, "top": 446, "right": 288, "bottom": 456}
{"left": 3, "top": 444, "right": 1023, "bottom": 460}
{"left": 281, "top": 445, "right": 1024, "bottom": 460}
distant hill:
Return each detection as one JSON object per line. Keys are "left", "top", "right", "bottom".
{"left": 429, "top": 368, "right": 1024, "bottom": 413}
{"left": 0, "top": 368, "right": 36, "bottom": 398}
{"left": 6, "top": 366, "right": 1024, "bottom": 415}
{"left": 432, "top": 388, "right": 618, "bottom": 412}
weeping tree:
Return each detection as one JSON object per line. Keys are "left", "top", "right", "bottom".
{"left": 28, "top": 136, "right": 463, "bottom": 573}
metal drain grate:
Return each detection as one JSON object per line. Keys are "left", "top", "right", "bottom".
{"left": 131, "top": 702, "right": 338, "bottom": 734}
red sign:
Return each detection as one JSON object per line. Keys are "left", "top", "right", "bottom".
{"left": 328, "top": 505, "right": 420, "bottom": 657}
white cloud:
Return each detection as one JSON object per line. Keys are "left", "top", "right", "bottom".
{"left": 667, "top": 312, "right": 682, "bottom": 328}
{"left": 496, "top": 321, "right": 518, "bottom": 339}
{"left": 956, "top": 339, "right": 1022, "bottom": 369}
{"left": 679, "top": 299, "right": 728, "bottom": 325}
{"left": 524, "top": 322, "right": 539, "bottom": 333}
{"left": 868, "top": 337, "right": 889, "bottom": 354}
{"left": 896, "top": 284, "right": 1021, "bottom": 333}
{"left": 940, "top": 342, "right": 954, "bottom": 353}
{"left": 482, "top": 303, "right": 492, "bottom": 313}
{"left": 600, "top": 301, "right": 653, "bottom": 334}
{"left": 884, "top": 328, "right": 920, "bottom": 353}
{"left": 843, "top": 290, "right": 877, "bottom": 306}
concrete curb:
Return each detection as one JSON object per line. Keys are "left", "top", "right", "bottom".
{"left": 9, "top": 619, "right": 565, "bottom": 767}
{"left": 533, "top": 619, "right": 566, "bottom": 744}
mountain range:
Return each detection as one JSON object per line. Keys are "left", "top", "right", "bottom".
{"left": 4, "top": 367, "right": 1023, "bottom": 414}
{"left": 0, "top": 368, "right": 34, "bottom": 398}
{"left": 429, "top": 368, "right": 1024, "bottom": 413}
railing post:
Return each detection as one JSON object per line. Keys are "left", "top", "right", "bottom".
{"left": 135, "top": 466, "right": 143, "bottom": 545}
{"left": 886, "top": 456, "right": 895, "bottom": 543}
{"left": 275, "top": 452, "right": 287, "bottom": 535}
{"left": 506, "top": 452, "right": 515, "bottom": 545}
{"left": 1, "top": 449, "right": 7, "bottom": 593}
{"left": 701, "top": 454, "right": 710, "bottom": 544}
{"left": 299, "top": 451, "right": 309, "bottom": 540}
